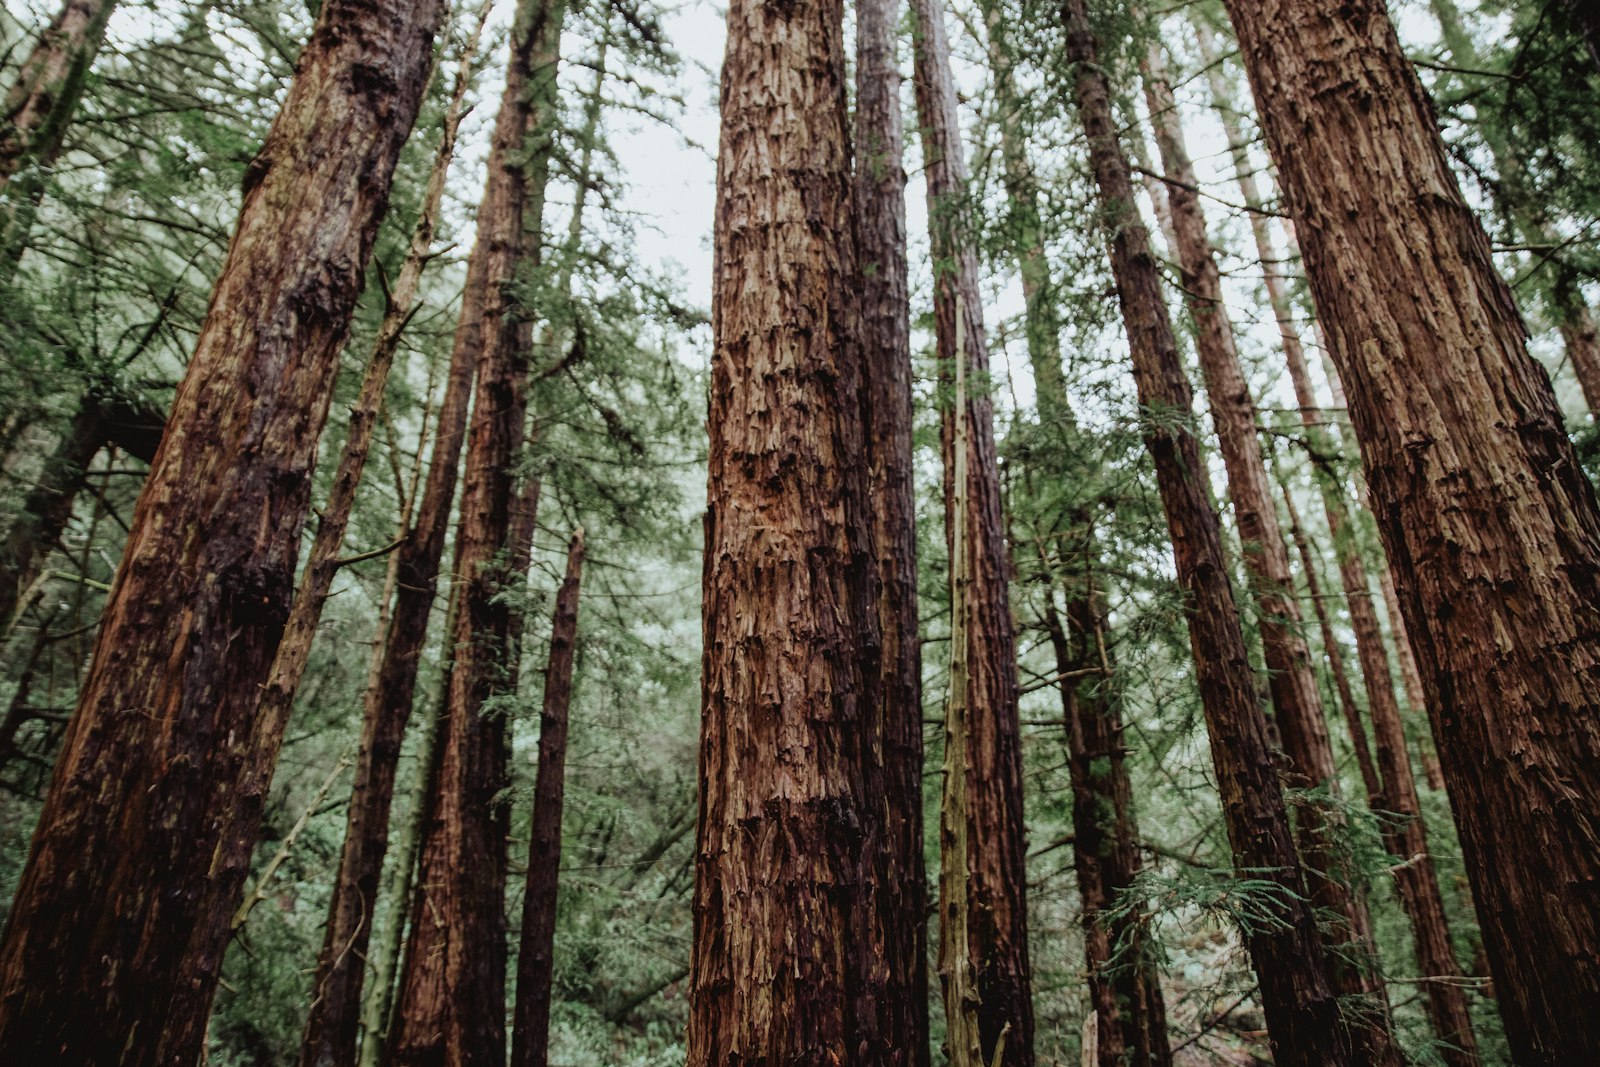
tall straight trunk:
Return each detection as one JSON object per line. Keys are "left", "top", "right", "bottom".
{"left": 0, "top": 0, "right": 116, "bottom": 256}
{"left": 1139, "top": 47, "right": 1399, "bottom": 1063}
{"left": 687, "top": 0, "right": 889, "bottom": 1053}
{"left": 388, "top": 0, "right": 565, "bottom": 1060}
{"left": 910, "top": 4, "right": 1033, "bottom": 1064}
{"left": 0, "top": 2, "right": 444, "bottom": 1061}
{"left": 509, "top": 528, "right": 584, "bottom": 1067}
{"left": 852, "top": 0, "right": 928, "bottom": 1059}
{"left": 1060, "top": 6, "right": 1352, "bottom": 1064}
{"left": 1218, "top": 2, "right": 1600, "bottom": 1061}
{"left": 297, "top": 14, "right": 490, "bottom": 1062}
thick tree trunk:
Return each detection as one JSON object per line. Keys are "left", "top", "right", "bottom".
{"left": 852, "top": 0, "right": 928, "bottom": 1059}
{"left": 509, "top": 529, "right": 584, "bottom": 1067}
{"left": 0, "top": 2, "right": 445, "bottom": 1061}
{"left": 295, "top": 16, "right": 489, "bottom": 1063}
{"left": 1060, "top": 6, "right": 1353, "bottom": 1064}
{"left": 910, "top": 4, "right": 1034, "bottom": 1064}
{"left": 1139, "top": 48, "right": 1399, "bottom": 1063}
{"left": 387, "top": 1, "right": 565, "bottom": 1062}
{"left": 686, "top": 0, "right": 890, "bottom": 1054}
{"left": 1217, "top": 2, "right": 1600, "bottom": 1061}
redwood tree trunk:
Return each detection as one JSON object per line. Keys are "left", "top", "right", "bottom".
{"left": 910, "top": 2, "right": 1033, "bottom": 1062}
{"left": 1139, "top": 48, "right": 1398, "bottom": 1064}
{"left": 1218, "top": 2, "right": 1600, "bottom": 1061}
{"left": 1060, "top": 6, "right": 1352, "bottom": 1063}
{"left": 853, "top": 0, "right": 928, "bottom": 1058}
{"left": 510, "top": 528, "right": 584, "bottom": 1067}
{"left": 0, "top": 2, "right": 444, "bottom": 1062}
{"left": 686, "top": 0, "right": 890, "bottom": 1054}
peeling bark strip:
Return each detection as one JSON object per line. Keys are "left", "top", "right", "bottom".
{"left": 388, "top": 0, "right": 567, "bottom": 1060}
{"left": 910, "top": 0, "right": 1034, "bottom": 1061}
{"left": 1139, "top": 45, "right": 1400, "bottom": 1066}
{"left": 0, "top": 1, "right": 446, "bottom": 1062}
{"left": 1217, "top": 2, "right": 1600, "bottom": 1062}
{"left": 688, "top": 0, "right": 892, "bottom": 1054}
{"left": 853, "top": 0, "right": 929, "bottom": 1056}
{"left": 1059, "top": 5, "right": 1352, "bottom": 1065}
{"left": 511, "top": 529, "right": 585, "bottom": 1067}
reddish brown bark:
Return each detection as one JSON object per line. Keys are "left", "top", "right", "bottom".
{"left": 910, "top": 2, "right": 1033, "bottom": 1062}
{"left": 853, "top": 0, "right": 928, "bottom": 1058}
{"left": 1218, "top": 2, "right": 1600, "bottom": 1061}
{"left": 510, "top": 528, "right": 584, "bottom": 1067}
{"left": 0, "top": 2, "right": 445, "bottom": 1061}
{"left": 687, "top": 0, "right": 890, "bottom": 1055}
{"left": 1060, "top": 6, "right": 1352, "bottom": 1064}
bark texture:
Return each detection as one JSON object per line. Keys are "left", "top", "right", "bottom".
{"left": 510, "top": 529, "right": 584, "bottom": 1067}
{"left": 687, "top": 0, "right": 890, "bottom": 1055}
{"left": 1217, "top": 2, "right": 1600, "bottom": 1061}
{"left": 852, "top": 0, "right": 928, "bottom": 1058}
{"left": 1060, "top": 6, "right": 1352, "bottom": 1064}
{"left": 910, "top": 2, "right": 1033, "bottom": 1062}
{"left": 0, "top": 1, "right": 445, "bottom": 1061}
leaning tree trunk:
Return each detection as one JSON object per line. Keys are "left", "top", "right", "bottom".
{"left": 387, "top": 0, "right": 565, "bottom": 1061}
{"left": 1060, "top": 5, "right": 1353, "bottom": 1064}
{"left": 853, "top": 0, "right": 928, "bottom": 1058}
{"left": 1139, "top": 46, "right": 1399, "bottom": 1064}
{"left": 510, "top": 528, "right": 584, "bottom": 1067}
{"left": 0, "top": 1, "right": 445, "bottom": 1062}
{"left": 910, "top": 2, "right": 1034, "bottom": 1062}
{"left": 1216, "top": 1, "right": 1600, "bottom": 1062}
{"left": 686, "top": 0, "right": 891, "bottom": 1054}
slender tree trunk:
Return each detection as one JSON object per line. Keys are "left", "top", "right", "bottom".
{"left": 853, "top": 0, "right": 928, "bottom": 1059}
{"left": 686, "top": 0, "right": 890, "bottom": 1054}
{"left": 509, "top": 529, "right": 584, "bottom": 1067}
{"left": 0, "top": 2, "right": 443, "bottom": 1060}
{"left": 910, "top": 4, "right": 1033, "bottom": 1063}
{"left": 296, "top": 15, "right": 490, "bottom": 1062}
{"left": 1139, "top": 46, "right": 1399, "bottom": 1063}
{"left": 1060, "top": 6, "right": 1353, "bottom": 1064}
{"left": 1218, "top": 2, "right": 1600, "bottom": 1061}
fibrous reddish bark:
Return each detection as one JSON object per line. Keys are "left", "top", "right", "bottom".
{"left": 687, "top": 0, "right": 890, "bottom": 1054}
{"left": 510, "top": 528, "right": 584, "bottom": 1067}
{"left": 853, "top": 0, "right": 928, "bottom": 1057}
{"left": 1216, "top": 2, "right": 1600, "bottom": 1061}
{"left": 910, "top": 2, "right": 1033, "bottom": 1062}
{"left": 1060, "top": 6, "right": 1352, "bottom": 1063}
{"left": 0, "top": 1, "right": 445, "bottom": 1061}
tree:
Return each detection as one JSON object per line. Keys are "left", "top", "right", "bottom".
{"left": 1060, "top": 3, "right": 1353, "bottom": 1062}
{"left": 686, "top": 0, "right": 891, "bottom": 1053}
{"left": 1216, "top": 0, "right": 1600, "bottom": 1061}
{"left": 910, "top": 0, "right": 1034, "bottom": 1061}
{"left": 0, "top": 0, "right": 446, "bottom": 1061}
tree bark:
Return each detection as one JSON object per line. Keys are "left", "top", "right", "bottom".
{"left": 0, "top": 1, "right": 445, "bottom": 1061}
{"left": 1217, "top": 2, "right": 1600, "bottom": 1062}
{"left": 1060, "top": 6, "right": 1353, "bottom": 1064}
{"left": 509, "top": 529, "right": 584, "bottom": 1067}
{"left": 387, "top": 0, "right": 565, "bottom": 1060}
{"left": 853, "top": 0, "right": 928, "bottom": 1059}
{"left": 910, "top": 3, "right": 1034, "bottom": 1063}
{"left": 686, "top": 0, "right": 890, "bottom": 1055}
{"left": 1139, "top": 46, "right": 1399, "bottom": 1064}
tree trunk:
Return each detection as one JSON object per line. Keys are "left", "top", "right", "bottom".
{"left": 509, "top": 529, "right": 584, "bottom": 1067}
{"left": 853, "top": 0, "right": 928, "bottom": 1059}
{"left": 1217, "top": 2, "right": 1600, "bottom": 1061}
{"left": 910, "top": 4, "right": 1034, "bottom": 1063}
{"left": 1139, "top": 46, "right": 1399, "bottom": 1064}
{"left": 686, "top": 0, "right": 890, "bottom": 1054}
{"left": 0, "top": 1, "right": 444, "bottom": 1060}
{"left": 295, "top": 14, "right": 490, "bottom": 1062}
{"left": 1060, "top": 6, "right": 1353, "bottom": 1064}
